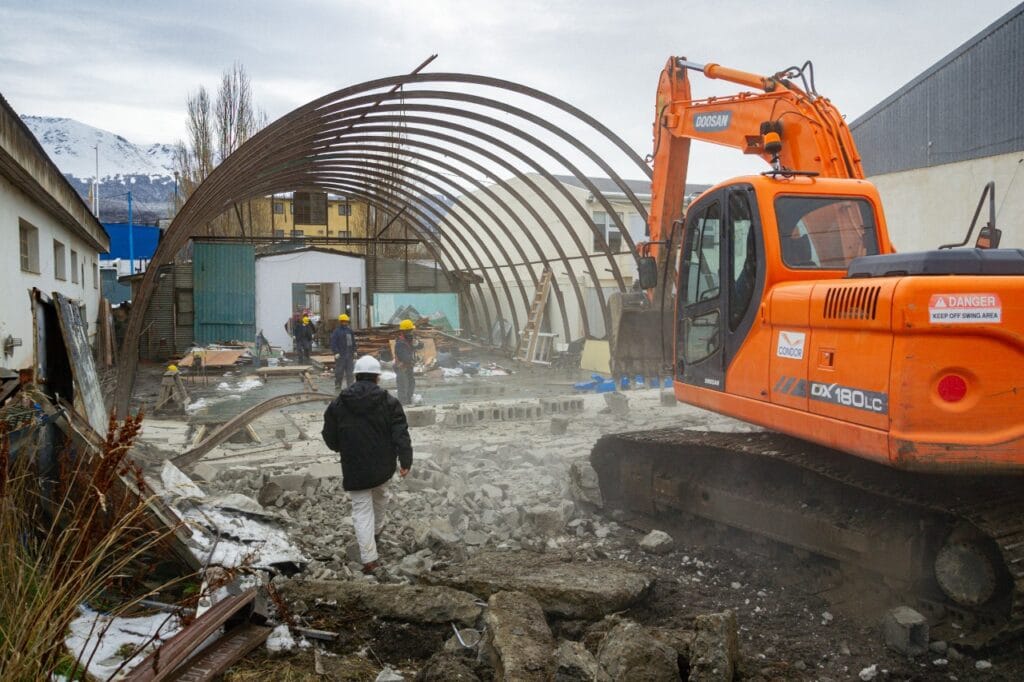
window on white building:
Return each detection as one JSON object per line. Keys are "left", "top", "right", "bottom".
{"left": 54, "top": 240, "right": 67, "bottom": 280}
{"left": 338, "top": 203, "right": 351, "bottom": 216}
{"left": 592, "top": 211, "right": 623, "bottom": 253}
{"left": 71, "top": 250, "right": 79, "bottom": 283}
{"left": 19, "top": 219, "right": 40, "bottom": 273}
{"left": 93, "top": 261, "right": 98, "bottom": 289}
{"left": 273, "top": 202, "right": 285, "bottom": 214}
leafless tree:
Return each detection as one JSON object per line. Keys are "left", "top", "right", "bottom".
{"left": 172, "top": 63, "right": 269, "bottom": 236}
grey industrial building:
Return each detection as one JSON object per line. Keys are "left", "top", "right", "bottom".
{"left": 850, "top": 2, "right": 1024, "bottom": 251}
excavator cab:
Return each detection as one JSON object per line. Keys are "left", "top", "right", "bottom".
{"left": 673, "top": 177, "right": 885, "bottom": 393}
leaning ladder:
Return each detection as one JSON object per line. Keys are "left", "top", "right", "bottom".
{"left": 513, "top": 269, "right": 554, "bottom": 363}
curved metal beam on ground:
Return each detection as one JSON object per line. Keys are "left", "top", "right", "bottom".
{"left": 172, "top": 392, "right": 335, "bottom": 469}
{"left": 115, "top": 71, "right": 651, "bottom": 415}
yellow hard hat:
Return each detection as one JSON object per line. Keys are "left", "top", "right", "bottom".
{"left": 338, "top": 314, "right": 350, "bottom": 322}
{"left": 399, "top": 319, "right": 415, "bottom": 331}
{"left": 302, "top": 316, "right": 310, "bottom": 324}
{"left": 167, "top": 364, "right": 179, "bottom": 373}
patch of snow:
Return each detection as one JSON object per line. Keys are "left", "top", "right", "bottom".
{"left": 266, "top": 624, "right": 295, "bottom": 655}
{"left": 185, "top": 398, "right": 210, "bottom": 413}
{"left": 858, "top": 664, "right": 878, "bottom": 681}
{"left": 66, "top": 608, "right": 181, "bottom": 681}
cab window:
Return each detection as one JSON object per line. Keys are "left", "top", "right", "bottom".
{"left": 682, "top": 202, "right": 722, "bottom": 306}
{"left": 775, "top": 196, "right": 879, "bottom": 269}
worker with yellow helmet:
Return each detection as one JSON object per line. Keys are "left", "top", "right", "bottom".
{"left": 292, "top": 313, "right": 315, "bottom": 364}
{"left": 394, "top": 319, "right": 420, "bottom": 404}
{"left": 330, "top": 313, "right": 358, "bottom": 390}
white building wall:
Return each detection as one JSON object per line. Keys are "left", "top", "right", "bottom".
{"left": 1, "top": 174, "right": 103, "bottom": 371}
{"left": 255, "top": 250, "right": 365, "bottom": 350}
{"left": 448, "top": 173, "right": 644, "bottom": 343}
{"left": 869, "top": 151, "right": 1024, "bottom": 252}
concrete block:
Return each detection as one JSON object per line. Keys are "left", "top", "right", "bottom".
{"left": 191, "top": 462, "right": 220, "bottom": 482}
{"left": 405, "top": 407, "right": 437, "bottom": 427}
{"left": 440, "top": 408, "right": 476, "bottom": 429}
{"left": 483, "top": 591, "right": 555, "bottom": 681}
{"left": 882, "top": 606, "right": 928, "bottom": 656}
{"left": 305, "top": 462, "right": 340, "bottom": 479}
{"left": 660, "top": 390, "right": 677, "bottom": 407}
{"left": 603, "top": 392, "right": 630, "bottom": 417}
{"left": 550, "top": 416, "right": 569, "bottom": 435}
{"left": 270, "top": 473, "right": 313, "bottom": 493}
{"left": 474, "top": 407, "right": 488, "bottom": 422}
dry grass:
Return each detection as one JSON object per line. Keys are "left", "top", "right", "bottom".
{"left": 223, "top": 649, "right": 380, "bottom": 681}
{"left": 0, "top": 411, "right": 194, "bottom": 680}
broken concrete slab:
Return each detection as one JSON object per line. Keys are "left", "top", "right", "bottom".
{"left": 639, "top": 529, "right": 675, "bottom": 555}
{"left": 483, "top": 591, "right": 555, "bottom": 681}
{"left": 525, "top": 501, "right": 574, "bottom": 536}
{"left": 405, "top": 407, "right": 437, "bottom": 427}
{"left": 602, "top": 392, "right": 629, "bottom": 418}
{"left": 568, "top": 460, "right": 604, "bottom": 508}
{"left": 191, "top": 461, "right": 220, "bottom": 482}
{"left": 423, "top": 551, "right": 654, "bottom": 619}
{"left": 554, "top": 639, "right": 603, "bottom": 681}
{"left": 279, "top": 579, "right": 482, "bottom": 627}
{"left": 258, "top": 481, "right": 284, "bottom": 507}
{"left": 550, "top": 415, "right": 569, "bottom": 435}
{"left": 597, "top": 619, "right": 679, "bottom": 681}
{"left": 690, "top": 611, "right": 739, "bottom": 681}
{"left": 660, "top": 391, "right": 677, "bottom": 407}
{"left": 882, "top": 606, "right": 928, "bottom": 656}
{"left": 304, "top": 462, "right": 340, "bottom": 479}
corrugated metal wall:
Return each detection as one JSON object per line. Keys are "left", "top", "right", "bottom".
{"left": 135, "top": 262, "right": 195, "bottom": 361}
{"left": 193, "top": 242, "right": 256, "bottom": 344}
{"left": 851, "top": 4, "right": 1024, "bottom": 175}
{"left": 368, "top": 257, "right": 452, "bottom": 293}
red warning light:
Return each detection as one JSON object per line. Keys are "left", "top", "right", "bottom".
{"left": 937, "top": 374, "right": 968, "bottom": 403}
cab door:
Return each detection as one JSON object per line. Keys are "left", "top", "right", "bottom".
{"left": 677, "top": 186, "right": 765, "bottom": 393}
{"left": 677, "top": 193, "right": 725, "bottom": 390}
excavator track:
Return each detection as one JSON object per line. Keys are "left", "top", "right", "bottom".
{"left": 591, "top": 428, "right": 1024, "bottom": 647}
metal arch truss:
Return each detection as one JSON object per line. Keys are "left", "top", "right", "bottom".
{"left": 114, "top": 71, "right": 652, "bottom": 415}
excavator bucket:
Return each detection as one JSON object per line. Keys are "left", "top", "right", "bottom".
{"left": 607, "top": 291, "right": 672, "bottom": 382}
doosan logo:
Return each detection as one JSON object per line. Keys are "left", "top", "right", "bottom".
{"left": 776, "top": 331, "right": 806, "bottom": 360}
{"left": 692, "top": 111, "right": 732, "bottom": 132}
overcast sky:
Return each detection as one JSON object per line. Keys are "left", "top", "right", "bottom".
{"left": 1, "top": 0, "right": 1020, "bottom": 184}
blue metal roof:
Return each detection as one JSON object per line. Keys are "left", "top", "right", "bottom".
{"left": 851, "top": 3, "right": 1024, "bottom": 175}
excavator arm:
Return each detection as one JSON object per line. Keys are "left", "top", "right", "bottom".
{"left": 647, "top": 57, "right": 865, "bottom": 254}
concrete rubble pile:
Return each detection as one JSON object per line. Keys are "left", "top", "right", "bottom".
{"left": 165, "top": 388, "right": 747, "bottom": 679}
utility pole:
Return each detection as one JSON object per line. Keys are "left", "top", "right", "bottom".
{"left": 128, "top": 190, "right": 135, "bottom": 275}
{"left": 93, "top": 143, "right": 100, "bottom": 215}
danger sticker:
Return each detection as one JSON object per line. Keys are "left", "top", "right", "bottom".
{"left": 928, "top": 293, "right": 1002, "bottom": 324}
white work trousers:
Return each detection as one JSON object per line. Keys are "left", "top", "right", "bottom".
{"left": 350, "top": 482, "right": 389, "bottom": 563}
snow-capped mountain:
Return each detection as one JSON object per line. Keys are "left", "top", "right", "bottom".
{"left": 21, "top": 115, "right": 176, "bottom": 223}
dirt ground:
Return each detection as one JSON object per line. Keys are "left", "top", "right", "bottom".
{"left": 132, "top": 360, "right": 1024, "bottom": 680}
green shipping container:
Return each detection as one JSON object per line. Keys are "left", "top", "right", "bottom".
{"left": 193, "top": 242, "right": 256, "bottom": 344}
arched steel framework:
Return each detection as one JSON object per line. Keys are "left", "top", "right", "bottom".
{"left": 114, "top": 72, "right": 652, "bottom": 414}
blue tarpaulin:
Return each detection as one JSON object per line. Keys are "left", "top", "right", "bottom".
{"left": 101, "top": 223, "right": 162, "bottom": 260}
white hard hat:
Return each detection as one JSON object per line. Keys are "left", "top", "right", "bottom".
{"left": 354, "top": 355, "right": 382, "bottom": 375}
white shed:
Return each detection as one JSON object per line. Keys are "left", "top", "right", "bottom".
{"left": 255, "top": 247, "right": 366, "bottom": 350}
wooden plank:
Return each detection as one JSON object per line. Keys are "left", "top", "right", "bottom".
{"left": 165, "top": 623, "right": 273, "bottom": 681}
{"left": 256, "top": 365, "right": 314, "bottom": 376}
{"left": 177, "top": 349, "right": 245, "bottom": 368}
{"left": 121, "top": 588, "right": 258, "bottom": 682}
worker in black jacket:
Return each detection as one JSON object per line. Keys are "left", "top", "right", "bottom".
{"left": 330, "top": 313, "right": 357, "bottom": 390}
{"left": 293, "top": 315, "right": 315, "bottom": 364}
{"left": 394, "top": 319, "right": 418, "bottom": 405}
{"left": 322, "top": 354, "right": 412, "bottom": 574}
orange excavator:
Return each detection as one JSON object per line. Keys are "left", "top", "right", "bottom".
{"left": 594, "top": 57, "right": 1024, "bottom": 644}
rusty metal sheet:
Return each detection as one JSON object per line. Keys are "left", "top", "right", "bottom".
{"left": 53, "top": 292, "right": 108, "bottom": 434}
{"left": 122, "top": 588, "right": 258, "bottom": 682}
{"left": 165, "top": 622, "right": 273, "bottom": 681}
